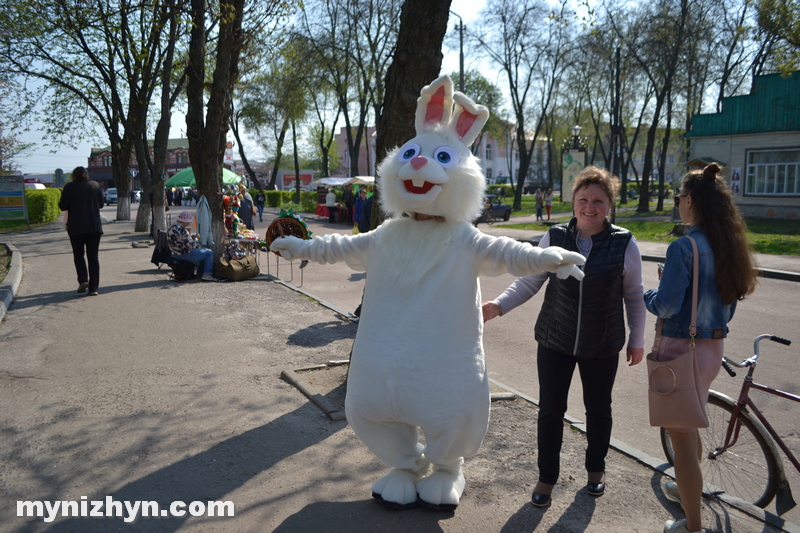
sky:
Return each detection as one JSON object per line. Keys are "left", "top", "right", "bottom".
{"left": 12, "top": 0, "right": 488, "bottom": 176}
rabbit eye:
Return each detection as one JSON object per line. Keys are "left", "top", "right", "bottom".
{"left": 434, "top": 147, "right": 459, "bottom": 168}
{"left": 398, "top": 143, "right": 420, "bottom": 162}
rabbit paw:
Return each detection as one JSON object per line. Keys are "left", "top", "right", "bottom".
{"left": 531, "top": 246, "right": 585, "bottom": 277}
{"left": 371, "top": 468, "right": 424, "bottom": 510}
{"left": 268, "top": 236, "right": 305, "bottom": 260}
{"left": 416, "top": 470, "right": 466, "bottom": 511}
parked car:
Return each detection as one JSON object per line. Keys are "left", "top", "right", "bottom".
{"left": 105, "top": 188, "right": 118, "bottom": 206}
{"left": 474, "top": 194, "right": 512, "bottom": 224}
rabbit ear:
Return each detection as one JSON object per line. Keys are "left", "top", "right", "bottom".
{"left": 451, "top": 93, "right": 489, "bottom": 146}
{"left": 415, "top": 75, "right": 454, "bottom": 135}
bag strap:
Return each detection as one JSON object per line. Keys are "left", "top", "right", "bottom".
{"left": 651, "top": 235, "right": 700, "bottom": 352}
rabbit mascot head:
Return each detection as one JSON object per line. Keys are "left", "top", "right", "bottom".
{"left": 379, "top": 75, "right": 489, "bottom": 223}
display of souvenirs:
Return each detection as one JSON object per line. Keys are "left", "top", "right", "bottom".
{"left": 265, "top": 208, "right": 311, "bottom": 256}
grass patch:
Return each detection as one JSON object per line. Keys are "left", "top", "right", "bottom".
{"left": 0, "top": 245, "right": 10, "bottom": 284}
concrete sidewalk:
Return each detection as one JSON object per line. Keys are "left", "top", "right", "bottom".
{"left": 0, "top": 217, "right": 795, "bottom": 532}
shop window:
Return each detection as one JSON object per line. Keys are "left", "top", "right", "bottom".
{"left": 485, "top": 144, "right": 493, "bottom": 160}
{"left": 745, "top": 148, "right": 800, "bottom": 196}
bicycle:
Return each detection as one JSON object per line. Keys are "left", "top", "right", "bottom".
{"left": 660, "top": 334, "right": 798, "bottom": 515}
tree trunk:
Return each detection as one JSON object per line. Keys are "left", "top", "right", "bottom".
{"left": 186, "top": 0, "right": 245, "bottom": 261}
{"left": 373, "top": 0, "right": 452, "bottom": 229}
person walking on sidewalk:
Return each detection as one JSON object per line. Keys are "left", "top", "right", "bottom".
{"left": 482, "top": 166, "right": 645, "bottom": 507}
{"left": 255, "top": 190, "right": 266, "bottom": 222}
{"left": 545, "top": 188, "right": 554, "bottom": 221}
{"left": 534, "top": 188, "right": 544, "bottom": 221}
{"left": 644, "top": 163, "right": 758, "bottom": 533}
{"left": 167, "top": 211, "right": 215, "bottom": 281}
{"left": 58, "top": 166, "right": 104, "bottom": 296}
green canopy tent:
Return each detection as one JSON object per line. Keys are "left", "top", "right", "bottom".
{"left": 164, "top": 167, "right": 242, "bottom": 187}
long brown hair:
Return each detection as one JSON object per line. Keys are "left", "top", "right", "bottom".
{"left": 682, "top": 163, "right": 758, "bottom": 304}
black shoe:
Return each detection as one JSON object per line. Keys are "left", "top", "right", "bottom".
{"left": 586, "top": 481, "right": 605, "bottom": 497}
{"left": 531, "top": 491, "right": 551, "bottom": 507}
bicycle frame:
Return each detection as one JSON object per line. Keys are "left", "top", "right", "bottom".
{"left": 712, "top": 334, "right": 799, "bottom": 513}
{"left": 716, "top": 368, "right": 800, "bottom": 475}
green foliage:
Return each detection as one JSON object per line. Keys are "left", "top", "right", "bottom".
{"left": 24, "top": 188, "right": 61, "bottom": 224}
{"left": 757, "top": 0, "right": 800, "bottom": 73}
{"left": 267, "top": 190, "right": 317, "bottom": 210}
{"left": 299, "top": 191, "right": 317, "bottom": 212}
{"left": 265, "top": 190, "right": 284, "bottom": 208}
{"left": 487, "top": 185, "right": 513, "bottom": 197}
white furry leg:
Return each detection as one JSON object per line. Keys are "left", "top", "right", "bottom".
{"left": 372, "top": 463, "right": 430, "bottom": 510}
{"left": 416, "top": 462, "right": 465, "bottom": 511}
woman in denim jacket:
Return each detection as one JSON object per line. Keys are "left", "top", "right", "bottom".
{"left": 644, "top": 163, "right": 758, "bottom": 533}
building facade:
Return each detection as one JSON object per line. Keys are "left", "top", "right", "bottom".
{"left": 87, "top": 139, "right": 192, "bottom": 189}
{"left": 686, "top": 72, "right": 800, "bottom": 218}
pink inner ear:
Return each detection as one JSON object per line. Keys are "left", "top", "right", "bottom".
{"left": 425, "top": 86, "right": 447, "bottom": 126}
{"left": 455, "top": 111, "right": 478, "bottom": 139}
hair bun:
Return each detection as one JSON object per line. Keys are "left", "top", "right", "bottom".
{"left": 703, "top": 163, "right": 720, "bottom": 179}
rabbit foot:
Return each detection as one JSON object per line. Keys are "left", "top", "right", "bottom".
{"left": 371, "top": 468, "right": 425, "bottom": 510}
{"left": 416, "top": 470, "right": 465, "bottom": 511}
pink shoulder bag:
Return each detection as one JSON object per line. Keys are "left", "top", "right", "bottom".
{"left": 646, "top": 235, "right": 710, "bottom": 429}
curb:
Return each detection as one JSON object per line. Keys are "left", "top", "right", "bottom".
{"left": 640, "top": 254, "right": 800, "bottom": 282}
{"left": 0, "top": 242, "right": 22, "bottom": 324}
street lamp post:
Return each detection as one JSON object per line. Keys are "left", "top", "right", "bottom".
{"left": 450, "top": 11, "right": 464, "bottom": 93}
{"left": 571, "top": 124, "right": 582, "bottom": 150}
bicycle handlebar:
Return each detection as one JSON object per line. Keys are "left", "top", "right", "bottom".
{"left": 771, "top": 335, "right": 792, "bottom": 346}
{"left": 721, "top": 334, "right": 792, "bottom": 372}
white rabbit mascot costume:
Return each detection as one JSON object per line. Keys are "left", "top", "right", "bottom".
{"left": 271, "top": 75, "right": 584, "bottom": 511}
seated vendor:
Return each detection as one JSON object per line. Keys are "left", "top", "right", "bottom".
{"left": 167, "top": 211, "right": 215, "bottom": 281}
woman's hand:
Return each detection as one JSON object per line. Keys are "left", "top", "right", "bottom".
{"left": 627, "top": 346, "right": 644, "bottom": 366}
{"left": 481, "top": 301, "right": 502, "bottom": 323}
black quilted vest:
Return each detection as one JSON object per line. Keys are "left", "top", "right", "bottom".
{"left": 534, "top": 218, "right": 632, "bottom": 359}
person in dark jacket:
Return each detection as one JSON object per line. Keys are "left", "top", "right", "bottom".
{"left": 353, "top": 189, "right": 372, "bottom": 233}
{"left": 58, "top": 166, "right": 104, "bottom": 295}
{"left": 481, "top": 166, "right": 646, "bottom": 506}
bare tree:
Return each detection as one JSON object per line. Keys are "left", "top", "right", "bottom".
{"left": 1, "top": 0, "right": 182, "bottom": 221}
{"left": 606, "top": 0, "right": 690, "bottom": 212}
{"left": 474, "top": 0, "right": 575, "bottom": 211}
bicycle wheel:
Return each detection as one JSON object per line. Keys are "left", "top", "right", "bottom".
{"left": 660, "top": 393, "right": 779, "bottom": 508}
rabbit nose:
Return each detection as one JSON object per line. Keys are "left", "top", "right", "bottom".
{"left": 410, "top": 156, "right": 427, "bottom": 170}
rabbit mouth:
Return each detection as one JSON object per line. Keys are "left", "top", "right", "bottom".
{"left": 403, "top": 180, "right": 436, "bottom": 194}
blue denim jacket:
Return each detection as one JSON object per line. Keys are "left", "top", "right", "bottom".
{"left": 644, "top": 226, "right": 735, "bottom": 339}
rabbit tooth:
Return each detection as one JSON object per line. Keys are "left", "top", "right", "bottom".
{"left": 412, "top": 179, "right": 425, "bottom": 188}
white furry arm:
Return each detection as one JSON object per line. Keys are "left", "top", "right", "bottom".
{"left": 473, "top": 232, "right": 584, "bottom": 280}
{"left": 531, "top": 247, "right": 585, "bottom": 280}
{"left": 270, "top": 233, "right": 370, "bottom": 270}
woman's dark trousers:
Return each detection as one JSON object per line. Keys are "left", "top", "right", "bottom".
{"left": 69, "top": 231, "right": 102, "bottom": 292}
{"left": 536, "top": 344, "right": 619, "bottom": 485}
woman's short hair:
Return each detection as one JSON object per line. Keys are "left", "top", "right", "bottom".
{"left": 72, "top": 166, "right": 88, "bottom": 181}
{"left": 573, "top": 166, "right": 619, "bottom": 202}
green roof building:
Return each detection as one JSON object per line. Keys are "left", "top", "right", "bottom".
{"left": 687, "top": 72, "right": 800, "bottom": 219}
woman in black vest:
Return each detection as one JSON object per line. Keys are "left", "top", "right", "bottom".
{"left": 482, "top": 166, "right": 646, "bottom": 506}
{"left": 58, "top": 166, "right": 104, "bottom": 295}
